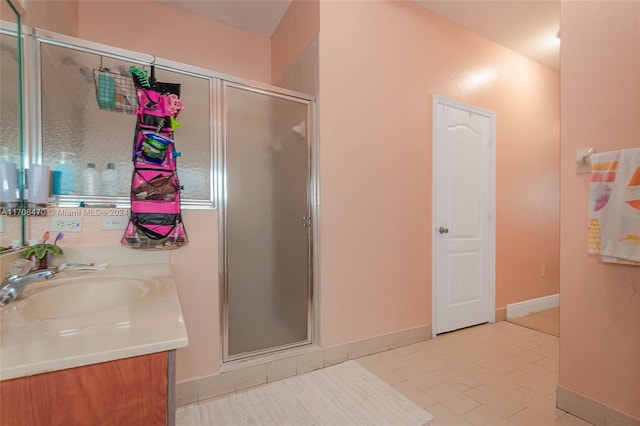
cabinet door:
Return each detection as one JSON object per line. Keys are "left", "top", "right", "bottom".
{"left": 0, "top": 352, "right": 168, "bottom": 426}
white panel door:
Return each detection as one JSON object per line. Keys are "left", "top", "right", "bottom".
{"left": 433, "top": 96, "right": 495, "bottom": 335}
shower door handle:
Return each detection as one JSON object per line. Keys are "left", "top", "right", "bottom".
{"left": 302, "top": 216, "right": 312, "bottom": 228}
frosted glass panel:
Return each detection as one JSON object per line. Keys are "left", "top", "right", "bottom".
{"left": 1, "top": 33, "right": 19, "bottom": 159}
{"left": 154, "top": 68, "right": 211, "bottom": 200}
{"left": 226, "top": 85, "right": 310, "bottom": 357}
{"left": 0, "top": 32, "right": 22, "bottom": 249}
{"left": 40, "top": 43, "right": 212, "bottom": 202}
{"left": 40, "top": 44, "right": 133, "bottom": 196}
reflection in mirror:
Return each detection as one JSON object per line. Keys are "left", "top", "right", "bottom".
{"left": 40, "top": 42, "right": 213, "bottom": 203}
{"left": 40, "top": 43, "right": 136, "bottom": 198}
{"left": 0, "top": 31, "right": 22, "bottom": 251}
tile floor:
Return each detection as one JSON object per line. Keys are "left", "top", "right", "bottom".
{"left": 357, "top": 321, "right": 592, "bottom": 426}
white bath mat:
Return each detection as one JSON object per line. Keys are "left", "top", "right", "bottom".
{"left": 177, "top": 360, "right": 434, "bottom": 426}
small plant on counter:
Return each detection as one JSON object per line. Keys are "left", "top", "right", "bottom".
{"left": 23, "top": 232, "right": 64, "bottom": 269}
{"left": 23, "top": 244, "right": 63, "bottom": 270}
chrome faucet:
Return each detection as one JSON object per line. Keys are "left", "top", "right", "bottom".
{"left": 0, "top": 269, "right": 56, "bottom": 307}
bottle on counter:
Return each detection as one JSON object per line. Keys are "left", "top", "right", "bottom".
{"left": 52, "top": 151, "right": 76, "bottom": 195}
{"left": 101, "top": 162, "right": 118, "bottom": 196}
{"left": 0, "top": 147, "right": 19, "bottom": 207}
{"left": 81, "top": 162, "right": 101, "bottom": 196}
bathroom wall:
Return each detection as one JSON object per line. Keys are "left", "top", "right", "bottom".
{"left": 22, "top": 0, "right": 560, "bottom": 383}
{"left": 77, "top": 0, "right": 271, "bottom": 83}
{"left": 270, "top": 0, "right": 319, "bottom": 85}
{"left": 73, "top": 0, "right": 272, "bottom": 381}
{"left": 72, "top": 1, "right": 269, "bottom": 382}
{"left": 559, "top": 1, "right": 640, "bottom": 420}
{"left": 1, "top": 0, "right": 79, "bottom": 35}
{"left": 13, "top": 0, "right": 270, "bottom": 383}
{"left": 28, "top": 209, "right": 220, "bottom": 381}
{"left": 271, "top": 0, "right": 318, "bottom": 99}
{"left": 318, "top": 1, "right": 560, "bottom": 347}
{"left": 0, "top": 1, "right": 17, "bottom": 24}
{"left": 24, "top": 0, "right": 78, "bottom": 36}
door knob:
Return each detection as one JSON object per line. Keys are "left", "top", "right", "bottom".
{"left": 438, "top": 226, "right": 449, "bottom": 234}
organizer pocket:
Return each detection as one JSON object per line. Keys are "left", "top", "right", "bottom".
{"left": 137, "top": 88, "right": 170, "bottom": 117}
{"left": 121, "top": 213, "right": 187, "bottom": 249}
{"left": 131, "top": 196, "right": 180, "bottom": 214}
{"left": 133, "top": 130, "right": 176, "bottom": 167}
{"left": 131, "top": 169, "right": 179, "bottom": 201}
{"left": 140, "top": 114, "right": 172, "bottom": 133}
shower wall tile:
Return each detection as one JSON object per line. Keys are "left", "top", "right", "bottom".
{"left": 198, "top": 370, "right": 236, "bottom": 401}
{"left": 176, "top": 324, "right": 432, "bottom": 407}
{"left": 347, "top": 338, "right": 373, "bottom": 360}
{"left": 176, "top": 379, "right": 199, "bottom": 406}
{"left": 235, "top": 364, "right": 267, "bottom": 391}
{"left": 275, "top": 37, "right": 318, "bottom": 97}
{"left": 296, "top": 350, "right": 323, "bottom": 374}
{"left": 323, "top": 345, "right": 348, "bottom": 367}
{"left": 267, "top": 357, "right": 297, "bottom": 382}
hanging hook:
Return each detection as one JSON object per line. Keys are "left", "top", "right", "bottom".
{"left": 148, "top": 55, "right": 157, "bottom": 89}
{"left": 582, "top": 147, "right": 596, "bottom": 164}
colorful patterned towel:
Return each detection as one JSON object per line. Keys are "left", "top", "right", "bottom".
{"left": 588, "top": 148, "right": 640, "bottom": 265}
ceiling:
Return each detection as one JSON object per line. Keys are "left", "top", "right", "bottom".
{"left": 416, "top": 1, "right": 559, "bottom": 70}
{"left": 156, "top": 0, "right": 292, "bottom": 37}
{"left": 156, "top": 0, "right": 560, "bottom": 70}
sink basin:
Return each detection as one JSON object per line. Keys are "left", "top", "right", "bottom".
{"left": 21, "top": 276, "right": 153, "bottom": 319}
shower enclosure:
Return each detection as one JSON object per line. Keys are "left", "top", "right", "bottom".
{"left": 222, "top": 83, "right": 314, "bottom": 361}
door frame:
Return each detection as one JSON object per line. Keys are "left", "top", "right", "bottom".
{"left": 431, "top": 94, "right": 496, "bottom": 338}
{"left": 219, "top": 81, "right": 317, "bottom": 363}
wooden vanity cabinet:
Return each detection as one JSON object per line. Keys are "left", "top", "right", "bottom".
{"left": 0, "top": 350, "right": 176, "bottom": 426}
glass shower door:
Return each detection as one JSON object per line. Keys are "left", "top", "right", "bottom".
{"left": 223, "top": 83, "right": 312, "bottom": 360}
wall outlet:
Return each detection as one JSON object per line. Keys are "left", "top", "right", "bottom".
{"left": 540, "top": 265, "right": 547, "bottom": 277}
{"left": 51, "top": 217, "right": 82, "bottom": 232}
{"left": 102, "top": 216, "right": 129, "bottom": 230}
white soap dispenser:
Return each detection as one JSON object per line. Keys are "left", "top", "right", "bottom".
{"left": 0, "top": 147, "right": 19, "bottom": 208}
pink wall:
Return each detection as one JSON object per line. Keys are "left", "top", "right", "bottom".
{"left": 560, "top": 1, "right": 640, "bottom": 418}
{"left": 78, "top": 0, "right": 270, "bottom": 83}
{"left": 20, "top": 0, "right": 561, "bottom": 383}
{"left": 72, "top": 0, "right": 273, "bottom": 381}
{"left": 28, "top": 210, "right": 220, "bottom": 382}
{"left": 270, "top": 0, "right": 319, "bottom": 84}
{"left": 318, "top": 1, "right": 560, "bottom": 347}
{"left": 24, "top": 0, "right": 79, "bottom": 36}
{"left": 2, "top": 0, "right": 80, "bottom": 35}
{"left": 1, "top": 1, "right": 18, "bottom": 23}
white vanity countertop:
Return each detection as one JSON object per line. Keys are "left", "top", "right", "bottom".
{"left": 0, "top": 261, "right": 188, "bottom": 380}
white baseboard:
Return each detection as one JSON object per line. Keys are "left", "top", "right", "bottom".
{"left": 177, "top": 324, "right": 432, "bottom": 407}
{"left": 557, "top": 385, "right": 640, "bottom": 426}
{"left": 507, "top": 293, "right": 559, "bottom": 319}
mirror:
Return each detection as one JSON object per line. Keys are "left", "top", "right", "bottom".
{"left": 0, "top": 0, "right": 25, "bottom": 252}
{"left": 39, "top": 42, "right": 213, "bottom": 206}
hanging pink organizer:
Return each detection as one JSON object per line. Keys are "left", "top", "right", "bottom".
{"left": 121, "top": 67, "right": 188, "bottom": 249}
